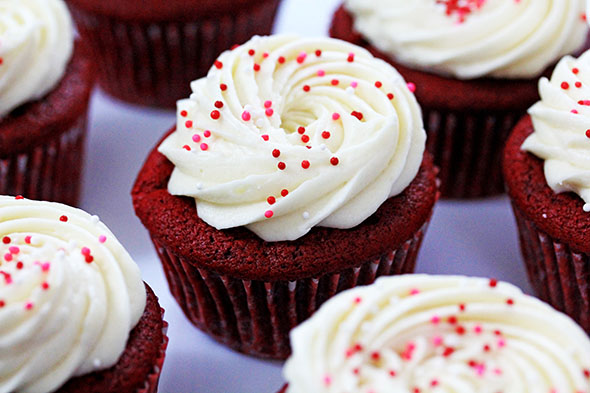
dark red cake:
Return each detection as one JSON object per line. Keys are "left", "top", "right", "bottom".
{"left": 330, "top": 5, "right": 585, "bottom": 199}
{"left": 66, "top": 0, "right": 282, "bottom": 108}
{"left": 0, "top": 42, "right": 94, "bottom": 206}
{"left": 503, "top": 115, "right": 590, "bottom": 332}
{"left": 56, "top": 284, "right": 168, "bottom": 393}
{"left": 132, "top": 127, "right": 438, "bottom": 359}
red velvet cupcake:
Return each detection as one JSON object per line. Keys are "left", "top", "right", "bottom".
{"left": 0, "top": 0, "right": 94, "bottom": 206}
{"left": 0, "top": 196, "right": 168, "bottom": 393}
{"left": 66, "top": 0, "right": 282, "bottom": 108}
{"left": 132, "top": 35, "right": 438, "bottom": 359}
{"left": 504, "top": 50, "right": 590, "bottom": 332}
{"left": 330, "top": 1, "right": 589, "bottom": 198}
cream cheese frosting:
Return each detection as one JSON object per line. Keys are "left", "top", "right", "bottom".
{"left": 343, "top": 0, "right": 588, "bottom": 79}
{"left": 284, "top": 274, "right": 590, "bottom": 393}
{"left": 0, "top": 196, "right": 146, "bottom": 393}
{"left": 523, "top": 50, "right": 590, "bottom": 212}
{"left": 0, "top": 0, "right": 74, "bottom": 118}
{"left": 159, "top": 35, "right": 425, "bottom": 242}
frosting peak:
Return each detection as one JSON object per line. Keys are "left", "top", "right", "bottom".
{"left": 344, "top": 0, "right": 588, "bottom": 79}
{"left": 284, "top": 275, "right": 590, "bottom": 393}
{"left": 159, "top": 35, "right": 426, "bottom": 242}
{"left": 0, "top": 196, "right": 146, "bottom": 393}
{"left": 0, "top": 0, "right": 74, "bottom": 118}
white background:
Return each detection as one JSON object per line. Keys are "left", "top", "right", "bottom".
{"left": 79, "top": 0, "right": 532, "bottom": 391}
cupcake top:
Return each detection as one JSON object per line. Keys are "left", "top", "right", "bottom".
{"left": 523, "top": 50, "right": 590, "bottom": 212}
{"left": 0, "top": 196, "right": 146, "bottom": 393}
{"left": 284, "top": 274, "right": 590, "bottom": 393}
{"left": 343, "top": 0, "right": 588, "bottom": 79}
{"left": 158, "top": 35, "right": 425, "bottom": 242}
{"left": 0, "top": 0, "right": 74, "bottom": 118}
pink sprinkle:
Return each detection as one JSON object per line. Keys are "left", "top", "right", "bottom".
{"left": 407, "top": 82, "right": 416, "bottom": 92}
{"left": 41, "top": 262, "right": 52, "bottom": 272}
{"left": 81, "top": 247, "right": 91, "bottom": 256}
{"left": 265, "top": 210, "right": 274, "bottom": 218}
{"left": 9, "top": 246, "right": 19, "bottom": 254}
{"left": 242, "top": 111, "right": 251, "bottom": 121}
{"left": 497, "top": 339, "right": 506, "bottom": 348}
{"left": 353, "top": 296, "right": 362, "bottom": 304}
{"left": 98, "top": 235, "right": 107, "bottom": 243}
{"left": 432, "top": 336, "right": 443, "bottom": 346}
{"left": 264, "top": 100, "right": 272, "bottom": 108}
{"left": 409, "top": 288, "right": 420, "bottom": 295}
{"left": 4, "top": 253, "right": 12, "bottom": 262}
{"left": 200, "top": 143, "right": 209, "bottom": 151}
{"left": 24, "top": 236, "right": 31, "bottom": 244}
{"left": 265, "top": 108, "right": 274, "bottom": 117}
{"left": 323, "top": 375, "right": 332, "bottom": 386}
{"left": 25, "top": 302, "right": 33, "bottom": 310}
{"left": 572, "top": 109, "right": 579, "bottom": 114}
{"left": 474, "top": 325, "right": 483, "bottom": 334}
{"left": 350, "top": 81, "right": 358, "bottom": 88}
{"left": 475, "top": 364, "right": 486, "bottom": 376}
{"left": 332, "top": 113, "right": 340, "bottom": 120}
{"left": 494, "top": 368, "right": 503, "bottom": 375}
{"left": 317, "top": 70, "right": 325, "bottom": 77}
{"left": 431, "top": 315, "right": 440, "bottom": 325}
{"left": 192, "top": 134, "right": 201, "bottom": 143}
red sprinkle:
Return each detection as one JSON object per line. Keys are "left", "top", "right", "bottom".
{"left": 183, "top": 145, "right": 191, "bottom": 151}
{"left": 298, "top": 127, "right": 306, "bottom": 134}
{"left": 351, "top": 111, "right": 363, "bottom": 120}
{"left": 261, "top": 134, "right": 269, "bottom": 141}
{"left": 506, "top": 298, "right": 514, "bottom": 306}
{"left": 301, "top": 160, "right": 310, "bottom": 169}
{"left": 214, "top": 60, "right": 223, "bottom": 69}
{"left": 303, "top": 85, "right": 310, "bottom": 92}
{"left": 330, "top": 157, "right": 339, "bottom": 166}
{"left": 272, "top": 149, "right": 281, "bottom": 158}
{"left": 59, "top": 215, "right": 68, "bottom": 222}
{"left": 573, "top": 68, "right": 580, "bottom": 74}
{"left": 15, "top": 195, "right": 24, "bottom": 200}
{"left": 42, "top": 282, "right": 50, "bottom": 290}
{"left": 214, "top": 101, "right": 224, "bottom": 109}
{"left": 185, "top": 120, "right": 193, "bottom": 128}
{"left": 301, "top": 135, "right": 310, "bottom": 143}
{"left": 576, "top": 81, "right": 583, "bottom": 88}
{"left": 0, "top": 300, "right": 4, "bottom": 308}
{"left": 387, "top": 93, "right": 395, "bottom": 100}
{"left": 2, "top": 236, "right": 10, "bottom": 244}
{"left": 561, "top": 81, "right": 570, "bottom": 90}
{"left": 281, "top": 189, "right": 289, "bottom": 197}
{"left": 585, "top": 129, "right": 590, "bottom": 138}
{"left": 331, "top": 79, "right": 339, "bottom": 86}
{"left": 375, "top": 81, "right": 382, "bottom": 88}
{"left": 347, "top": 53, "right": 355, "bottom": 62}
{"left": 278, "top": 56, "right": 286, "bottom": 64}
{"left": 248, "top": 49, "right": 255, "bottom": 56}
{"left": 180, "top": 110, "right": 188, "bottom": 117}
{"left": 16, "top": 262, "right": 23, "bottom": 270}
{"left": 203, "top": 130, "right": 211, "bottom": 138}
{"left": 267, "top": 196, "right": 276, "bottom": 205}
{"left": 210, "top": 110, "right": 221, "bottom": 120}
{"left": 220, "top": 83, "right": 228, "bottom": 91}
{"left": 315, "top": 50, "right": 322, "bottom": 57}
{"left": 278, "top": 162, "right": 286, "bottom": 170}
{"left": 253, "top": 64, "right": 261, "bottom": 72}
{"left": 489, "top": 278, "right": 498, "bottom": 287}
{"left": 321, "top": 131, "right": 331, "bottom": 139}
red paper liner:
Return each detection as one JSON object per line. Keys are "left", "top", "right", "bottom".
{"left": 424, "top": 107, "right": 521, "bottom": 198}
{"left": 277, "top": 385, "right": 287, "bottom": 393}
{"left": 0, "top": 114, "right": 87, "bottom": 206}
{"left": 151, "top": 220, "right": 430, "bottom": 360}
{"left": 137, "top": 309, "right": 169, "bottom": 393}
{"left": 68, "top": 0, "right": 280, "bottom": 108}
{"left": 511, "top": 202, "right": 590, "bottom": 332}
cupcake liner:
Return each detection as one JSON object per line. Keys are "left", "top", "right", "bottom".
{"left": 0, "top": 114, "right": 87, "bottom": 206}
{"left": 152, "top": 220, "right": 430, "bottom": 360}
{"left": 511, "top": 202, "right": 590, "bottom": 332}
{"left": 137, "top": 309, "right": 169, "bottom": 393}
{"left": 68, "top": 0, "right": 280, "bottom": 108}
{"left": 423, "top": 108, "right": 521, "bottom": 199}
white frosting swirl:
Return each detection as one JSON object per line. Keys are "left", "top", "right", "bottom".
{"left": 0, "top": 196, "right": 146, "bottom": 393}
{"left": 344, "top": 0, "right": 588, "bottom": 79}
{"left": 0, "top": 0, "right": 74, "bottom": 118}
{"left": 523, "top": 50, "right": 590, "bottom": 212}
{"left": 159, "top": 35, "right": 425, "bottom": 242}
{"left": 284, "top": 275, "right": 590, "bottom": 393}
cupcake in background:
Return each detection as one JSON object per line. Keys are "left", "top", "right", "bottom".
{"left": 0, "top": 0, "right": 94, "bottom": 206}
{"left": 132, "top": 35, "right": 438, "bottom": 359}
{"left": 280, "top": 275, "right": 590, "bottom": 392}
{"left": 65, "top": 0, "right": 282, "bottom": 108}
{"left": 331, "top": 0, "right": 589, "bottom": 198}
{"left": 504, "top": 49, "right": 590, "bottom": 332}
{"left": 0, "top": 195, "right": 167, "bottom": 393}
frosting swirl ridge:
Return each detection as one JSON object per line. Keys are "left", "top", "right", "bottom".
{"left": 159, "top": 35, "right": 425, "bottom": 242}
{"left": 0, "top": 0, "right": 74, "bottom": 118}
{"left": 0, "top": 196, "right": 146, "bottom": 393}
{"left": 284, "top": 275, "right": 590, "bottom": 393}
{"left": 523, "top": 50, "right": 590, "bottom": 212}
{"left": 344, "top": 0, "right": 588, "bottom": 79}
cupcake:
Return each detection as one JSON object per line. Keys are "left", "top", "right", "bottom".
{"left": 281, "top": 274, "right": 590, "bottom": 392}
{"left": 132, "top": 35, "right": 438, "bottom": 359}
{"left": 504, "top": 50, "right": 590, "bottom": 332}
{"left": 0, "top": 195, "right": 168, "bottom": 393}
{"left": 330, "top": 0, "right": 589, "bottom": 198}
{"left": 0, "top": 0, "right": 94, "bottom": 206}
{"left": 65, "top": 0, "right": 282, "bottom": 108}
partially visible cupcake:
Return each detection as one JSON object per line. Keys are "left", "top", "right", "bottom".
{"left": 0, "top": 0, "right": 94, "bottom": 206}
{"left": 132, "top": 35, "right": 438, "bottom": 359}
{"left": 0, "top": 195, "right": 167, "bottom": 393}
{"left": 504, "top": 50, "right": 590, "bottom": 332}
{"left": 65, "top": 0, "right": 282, "bottom": 108}
{"left": 281, "top": 275, "right": 590, "bottom": 392}
{"left": 331, "top": 0, "right": 588, "bottom": 198}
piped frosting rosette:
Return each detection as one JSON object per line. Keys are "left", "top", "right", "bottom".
{"left": 344, "top": 0, "right": 588, "bottom": 79}
{"left": 0, "top": 196, "right": 146, "bottom": 393}
{"left": 0, "top": 0, "right": 74, "bottom": 118}
{"left": 159, "top": 35, "right": 425, "bottom": 242}
{"left": 523, "top": 50, "right": 590, "bottom": 212}
{"left": 284, "top": 275, "right": 590, "bottom": 393}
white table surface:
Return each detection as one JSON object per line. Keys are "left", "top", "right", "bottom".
{"left": 78, "top": 0, "right": 532, "bottom": 391}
